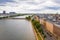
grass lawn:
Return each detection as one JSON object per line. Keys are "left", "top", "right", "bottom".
{"left": 34, "top": 26, "right": 42, "bottom": 40}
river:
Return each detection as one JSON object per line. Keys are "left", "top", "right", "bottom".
{"left": 0, "top": 16, "right": 36, "bottom": 40}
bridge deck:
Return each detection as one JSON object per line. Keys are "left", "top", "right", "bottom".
{"left": 8, "top": 18, "right": 26, "bottom": 19}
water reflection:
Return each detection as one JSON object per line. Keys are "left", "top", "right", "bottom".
{"left": 0, "top": 19, "right": 36, "bottom": 40}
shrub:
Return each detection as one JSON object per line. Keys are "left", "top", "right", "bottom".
{"left": 26, "top": 16, "right": 31, "bottom": 20}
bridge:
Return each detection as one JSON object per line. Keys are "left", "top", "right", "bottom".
{"left": 0, "top": 14, "right": 33, "bottom": 19}
{"left": 9, "top": 18, "right": 26, "bottom": 19}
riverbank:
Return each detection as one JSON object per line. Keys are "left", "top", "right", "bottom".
{"left": 30, "top": 21, "right": 43, "bottom": 40}
{"left": 31, "top": 21, "right": 38, "bottom": 40}
{"left": 25, "top": 15, "right": 43, "bottom": 40}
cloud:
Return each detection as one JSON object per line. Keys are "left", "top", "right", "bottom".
{"left": 46, "top": 6, "right": 60, "bottom": 10}
{"left": 53, "top": 0, "right": 60, "bottom": 4}
{"left": 0, "top": 0, "right": 14, "bottom": 3}
{"left": 0, "top": 0, "right": 60, "bottom": 13}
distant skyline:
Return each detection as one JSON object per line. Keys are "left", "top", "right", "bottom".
{"left": 0, "top": 0, "right": 60, "bottom": 13}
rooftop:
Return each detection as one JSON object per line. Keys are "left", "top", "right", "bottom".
{"left": 36, "top": 14, "right": 60, "bottom": 28}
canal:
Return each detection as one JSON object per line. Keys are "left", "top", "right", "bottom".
{"left": 0, "top": 16, "right": 36, "bottom": 40}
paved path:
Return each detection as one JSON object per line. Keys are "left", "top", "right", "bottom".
{"left": 41, "top": 25, "right": 56, "bottom": 40}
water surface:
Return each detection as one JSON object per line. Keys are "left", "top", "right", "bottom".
{"left": 0, "top": 19, "right": 36, "bottom": 40}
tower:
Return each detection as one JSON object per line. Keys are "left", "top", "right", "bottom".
{"left": 3, "top": 11, "right": 6, "bottom": 14}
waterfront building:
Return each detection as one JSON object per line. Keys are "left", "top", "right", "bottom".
{"left": 34, "top": 14, "right": 60, "bottom": 40}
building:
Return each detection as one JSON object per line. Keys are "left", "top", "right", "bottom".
{"left": 9, "top": 12, "right": 16, "bottom": 14}
{"left": 3, "top": 11, "right": 6, "bottom": 14}
{"left": 34, "top": 14, "right": 60, "bottom": 40}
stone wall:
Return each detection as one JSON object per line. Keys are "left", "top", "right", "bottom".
{"left": 45, "top": 21, "right": 54, "bottom": 34}
{"left": 53, "top": 25, "right": 60, "bottom": 40}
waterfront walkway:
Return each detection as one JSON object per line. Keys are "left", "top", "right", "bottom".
{"left": 41, "top": 25, "right": 56, "bottom": 40}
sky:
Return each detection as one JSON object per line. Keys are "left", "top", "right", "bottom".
{"left": 0, "top": 0, "right": 60, "bottom": 13}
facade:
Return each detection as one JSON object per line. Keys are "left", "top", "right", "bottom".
{"left": 34, "top": 14, "right": 60, "bottom": 40}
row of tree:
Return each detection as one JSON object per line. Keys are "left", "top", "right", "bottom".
{"left": 25, "top": 16, "right": 46, "bottom": 38}
{"left": 31, "top": 19, "right": 46, "bottom": 38}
